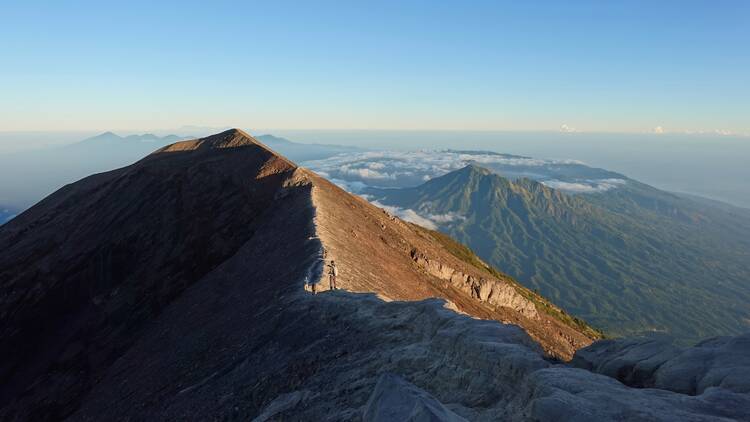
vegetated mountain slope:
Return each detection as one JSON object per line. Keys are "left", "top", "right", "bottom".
{"left": 367, "top": 165, "right": 750, "bottom": 342}
{"left": 0, "top": 129, "right": 598, "bottom": 421}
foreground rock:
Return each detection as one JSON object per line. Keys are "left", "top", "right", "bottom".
{"left": 572, "top": 333, "right": 750, "bottom": 395}
{"left": 363, "top": 373, "right": 468, "bottom": 422}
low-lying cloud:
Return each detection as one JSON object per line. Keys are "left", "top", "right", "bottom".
{"left": 303, "top": 150, "right": 588, "bottom": 189}
{"left": 542, "top": 178, "right": 627, "bottom": 193}
{"left": 304, "top": 150, "right": 629, "bottom": 218}
{"left": 426, "top": 211, "right": 466, "bottom": 224}
{"left": 371, "top": 201, "right": 439, "bottom": 230}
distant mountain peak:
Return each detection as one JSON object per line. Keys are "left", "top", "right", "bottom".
{"left": 80, "top": 131, "right": 187, "bottom": 145}
{"left": 460, "top": 163, "right": 492, "bottom": 175}
{"left": 150, "top": 128, "right": 298, "bottom": 171}
{"left": 434, "top": 164, "right": 512, "bottom": 190}
{"left": 85, "top": 131, "right": 122, "bottom": 141}
{"left": 256, "top": 134, "right": 294, "bottom": 145}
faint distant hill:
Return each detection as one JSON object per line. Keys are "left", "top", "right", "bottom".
{"left": 255, "top": 134, "right": 364, "bottom": 161}
{"left": 0, "top": 132, "right": 188, "bottom": 210}
{"left": 0, "top": 132, "right": 363, "bottom": 212}
{"left": 74, "top": 131, "right": 184, "bottom": 146}
{"left": 0, "top": 206, "right": 16, "bottom": 225}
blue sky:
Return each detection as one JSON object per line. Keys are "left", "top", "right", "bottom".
{"left": 1, "top": 0, "right": 748, "bottom": 134}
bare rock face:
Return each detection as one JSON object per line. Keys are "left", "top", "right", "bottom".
{"left": 571, "top": 337, "right": 682, "bottom": 388}
{"left": 572, "top": 333, "right": 750, "bottom": 395}
{"left": 410, "top": 248, "right": 539, "bottom": 319}
{"left": 522, "top": 365, "right": 750, "bottom": 422}
{"left": 363, "top": 373, "right": 468, "bottom": 422}
{"left": 654, "top": 334, "right": 750, "bottom": 395}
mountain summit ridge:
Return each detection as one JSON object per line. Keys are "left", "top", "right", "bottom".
{"left": 1, "top": 131, "right": 748, "bottom": 421}
{"left": 0, "top": 130, "right": 597, "bottom": 420}
{"left": 154, "top": 128, "right": 262, "bottom": 152}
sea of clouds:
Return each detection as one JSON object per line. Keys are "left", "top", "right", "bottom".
{"left": 304, "top": 150, "right": 628, "bottom": 229}
{"left": 305, "top": 150, "right": 626, "bottom": 191}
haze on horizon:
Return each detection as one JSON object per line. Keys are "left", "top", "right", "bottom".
{"left": 1, "top": 1, "right": 748, "bottom": 208}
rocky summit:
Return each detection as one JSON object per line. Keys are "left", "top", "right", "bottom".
{"left": 1, "top": 129, "right": 748, "bottom": 421}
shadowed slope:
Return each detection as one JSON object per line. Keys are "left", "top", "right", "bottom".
{"left": 0, "top": 129, "right": 304, "bottom": 419}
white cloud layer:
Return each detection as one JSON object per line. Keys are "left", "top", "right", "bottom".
{"left": 542, "top": 178, "right": 627, "bottom": 193}
{"left": 560, "top": 124, "right": 577, "bottom": 133}
{"left": 371, "top": 201, "right": 438, "bottom": 229}
{"left": 304, "top": 150, "right": 585, "bottom": 187}
{"left": 304, "top": 150, "right": 629, "bottom": 202}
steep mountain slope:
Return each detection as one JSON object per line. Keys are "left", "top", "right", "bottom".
{"left": 0, "top": 129, "right": 600, "bottom": 420}
{"left": 367, "top": 165, "right": 750, "bottom": 342}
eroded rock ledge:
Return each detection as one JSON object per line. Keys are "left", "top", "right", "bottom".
{"left": 410, "top": 248, "right": 539, "bottom": 319}
{"left": 572, "top": 333, "right": 750, "bottom": 396}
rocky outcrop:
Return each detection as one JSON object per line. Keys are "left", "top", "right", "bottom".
{"left": 67, "top": 285, "right": 750, "bottom": 421}
{"left": 571, "top": 337, "right": 681, "bottom": 388}
{"left": 572, "top": 333, "right": 750, "bottom": 395}
{"left": 410, "top": 248, "right": 539, "bottom": 319}
{"left": 363, "top": 373, "right": 468, "bottom": 422}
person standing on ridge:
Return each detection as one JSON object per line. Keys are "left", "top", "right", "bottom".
{"left": 328, "top": 260, "right": 338, "bottom": 290}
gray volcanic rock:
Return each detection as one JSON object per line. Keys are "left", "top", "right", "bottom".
{"left": 571, "top": 337, "right": 682, "bottom": 388}
{"left": 363, "top": 373, "right": 468, "bottom": 422}
{"left": 655, "top": 334, "right": 750, "bottom": 395}
{"left": 523, "top": 366, "right": 750, "bottom": 422}
{"left": 68, "top": 288, "right": 750, "bottom": 421}
{"left": 573, "top": 334, "right": 750, "bottom": 396}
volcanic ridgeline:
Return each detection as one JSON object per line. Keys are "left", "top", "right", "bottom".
{"left": 3, "top": 129, "right": 748, "bottom": 421}
{"left": 0, "top": 128, "right": 602, "bottom": 420}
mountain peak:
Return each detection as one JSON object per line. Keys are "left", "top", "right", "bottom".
{"left": 461, "top": 163, "right": 492, "bottom": 175}
{"left": 154, "top": 128, "right": 270, "bottom": 154}
{"left": 84, "top": 131, "right": 122, "bottom": 142}
{"left": 197, "top": 128, "right": 258, "bottom": 149}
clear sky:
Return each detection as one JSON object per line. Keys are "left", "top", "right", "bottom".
{"left": 1, "top": 0, "right": 748, "bottom": 134}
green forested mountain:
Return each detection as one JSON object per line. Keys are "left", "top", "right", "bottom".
{"left": 368, "top": 165, "right": 750, "bottom": 343}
